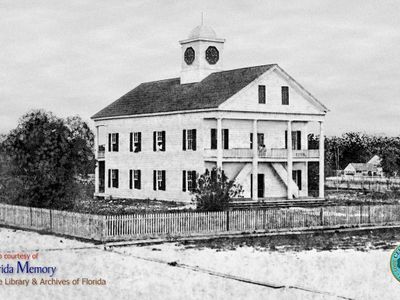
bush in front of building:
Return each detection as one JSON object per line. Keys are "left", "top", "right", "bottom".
{"left": 192, "top": 167, "right": 243, "bottom": 211}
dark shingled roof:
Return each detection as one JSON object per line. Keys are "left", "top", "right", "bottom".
{"left": 91, "top": 64, "right": 276, "bottom": 119}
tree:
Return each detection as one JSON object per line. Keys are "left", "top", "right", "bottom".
{"left": 1, "top": 110, "right": 95, "bottom": 209}
{"left": 191, "top": 168, "right": 243, "bottom": 211}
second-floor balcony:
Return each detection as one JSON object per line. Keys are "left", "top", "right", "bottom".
{"left": 204, "top": 148, "right": 319, "bottom": 160}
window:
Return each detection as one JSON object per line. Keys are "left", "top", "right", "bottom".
{"left": 182, "top": 170, "right": 196, "bottom": 192}
{"left": 130, "top": 132, "right": 142, "bottom": 152}
{"left": 108, "top": 169, "right": 119, "bottom": 188}
{"left": 282, "top": 86, "right": 289, "bottom": 105}
{"left": 285, "top": 131, "right": 301, "bottom": 150}
{"left": 210, "top": 128, "right": 229, "bottom": 149}
{"left": 292, "top": 170, "right": 302, "bottom": 190}
{"left": 129, "top": 169, "right": 141, "bottom": 189}
{"left": 153, "top": 131, "right": 166, "bottom": 151}
{"left": 153, "top": 170, "right": 166, "bottom": 191}
{"left": 108, "top": 133, "right": 119, "bottom": 152}
{"left": 258, "top": 85, "right": 266, "bottom": 104}
{"left": 250, "top": 133, "right": 265, "bottom": 149}
{"left": 182, "top": 129, "right": 197, "bottom": 151}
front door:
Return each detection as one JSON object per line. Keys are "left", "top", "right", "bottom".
{"left": 99, "top": 161, "right": 105, "bottom": 193}
{"left": 257, "top": 174, "right": 264, "bottom": 198}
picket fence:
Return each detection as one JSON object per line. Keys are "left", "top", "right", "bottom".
{"left": 0, "top": 203, "right": 400, "bottom": 242}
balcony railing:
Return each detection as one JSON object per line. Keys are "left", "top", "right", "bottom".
{"left": 98, "top": 145, "right": 105, "bottom": 159}
{"left": 204, "top": 148, "right": 319, "bottom": 159}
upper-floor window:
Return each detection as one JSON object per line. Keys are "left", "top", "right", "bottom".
{"left": 182, "top": 170, "right": 197, "bottom": 192}
{"left": 153, "top": 131, "right": 166, "bottom": 152}
{"left": 282, "top": 86, "right": 289, "bottom": 105}
{"left": 108, "top": 169, "right": 119, "bottom": 188}
{"left": 108, "top": 133, "right": 119, "bottom": 152}
{"left": 285, "top": 131, "right": 301, "bottom": 150}
{"left": 153, "top": 170, "right": 166, "bottom": 191}
{"left": 183, "top": 129, "right": 197, "bottom": 151}
{"left": 250, "top": 133, "right": 265, "bottom": 149}
{"left": 130, "top": 132, "right": 142, "bottom": 153}
{"left": 129, "top": 169, "right": 141, "bottom": 189}
{"left": 258, "top": 85, "right": 266, "bottom": 104}
{"left": 210, "top": 129, "right": 229, "bottom": 150}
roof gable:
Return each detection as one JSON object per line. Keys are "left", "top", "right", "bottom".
{"left": 91, "top": 64, "right": 275, "bottom": 119}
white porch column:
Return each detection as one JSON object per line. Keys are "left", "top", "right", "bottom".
{"left": 319, "top": 121, "right": 325, "bottom": 198}
{"left": 217, "top": 118, "right": 223, "bottom": 170}
{"left": 94, "top": 126, "right": 99, "bottom": 194}
{"left": 252, "top": 119, "right": 258, "bottom": 200}
{"left": 287, "top": 120, "right": 293, "bottom": 200}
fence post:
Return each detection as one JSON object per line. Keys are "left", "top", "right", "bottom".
{"left": 359, "top": 205, "right": 362, "bottom": 225}
{"left": 49, "top": 209, "right": 53, "bottom": 231}
{"left": 263, "top": 208, "right": 266, "bottom": 230}
{"left": 226, "top": 210, "right": 230, "bottom": 232}
{"left": 368, "top": 205, "right": 371, "bottom": 224}
{"left": 320, "top": 207, "right": 324, "bottom": 226}
{"left": 30, "top": 207, "right": 33, "bottom": 227}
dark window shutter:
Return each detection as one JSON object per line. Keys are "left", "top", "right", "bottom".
{"left": 250, "top": 133, "right": 253, "bottom": 149}
{"left": 258, "top": 85, "right": 266, "bottom": 104}
{"left": 192, "top": 129, "right": 197, "bottom": 151}
{"left": 138, "top": 170, "right": 141, "bottom": 189}
{"left": 182, "top": 170, "right": 186, "bottom": 191}
{"left": 161, "top": 131, "right": 166, "bottom": 151}
{"left": 298, "top": 170, "right": 302, "bottom": 190}
{"left": 153, "top": 170, "right": 156, "bottom": 190}
{"left": 153, "top": 132, "right": 156, "bottom": 151}
{"left": 161, "top": 170, "right": 166, "bottom": 190}
{"left": 138, "top": 132, "right": 142, "bottom": 152}
{"left": 297, "top": 131, "right": 301, "bottom": 150}
{"left": 211, "top": 129, "right": 217, "bottom": 149}
{"left": 115, "top": 133, "right": 119, "bottom": 152}
{"left": 192, "top": 171, "right": 197, "bottom": 190}
{"left": 129, "top": 170, "right": 132, "bottom": 189}
{"left": 108, "top": 134, "right": 111, "bottom": 152}
{"left": 223, "top": 129, "right": 229, "bottom": 149}
{"left": 182, "top": 130, "right": 186, "bottom": 151}
{"left": 285, "top": 131, "right": 288, "bottom": 149}
{"left": 130, "top": 133, "right": 133, "bottom": 152}
{"left": 108, "top": 169, "right": 111, "bottom": 187}
{"left": 115, "top": 170, "right": 119, "bottom": 188}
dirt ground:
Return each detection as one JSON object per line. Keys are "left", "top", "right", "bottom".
{"left": 1, "top": 227, "right": 400, "bottom": 299}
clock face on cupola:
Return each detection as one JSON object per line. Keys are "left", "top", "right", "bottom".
{"left": 179, "top": 22, "right": 225, "bottom": 84}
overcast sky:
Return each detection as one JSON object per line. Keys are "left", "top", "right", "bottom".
{"left": 1, "top": 0, "right": 399, "bottom": 136}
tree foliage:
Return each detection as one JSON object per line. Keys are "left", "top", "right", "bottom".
{"left": 191, "top": 167, "right": 243, "bottom": 211}
{"left": 0, "top": 110, "right": 95, "bottom": 209}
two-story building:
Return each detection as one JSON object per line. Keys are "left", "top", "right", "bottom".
{"left": 91, "top": 24, "right": 328, "bottom": 202}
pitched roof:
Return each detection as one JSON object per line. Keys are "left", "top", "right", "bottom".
{"left": 348, "top": 163, "right": 379, "bottom": 172}
{"left": 91, "top": 64, "right": 276, "bottom": 119}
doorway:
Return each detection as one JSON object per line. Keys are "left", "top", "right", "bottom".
{"left": 99, "top": 161, "right": 105, "bottom": 193}
{"left": 250, "top": 173, "right": 265, "bottom": 198}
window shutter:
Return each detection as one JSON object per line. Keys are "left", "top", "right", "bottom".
{"left": 161, "top": 131, "right": 166, "bottom": 151}
{"left": 161, "top": 170, "right": 166, "bottom": 190}
{"left": 129, "top": 170, "right": 132, "bottom": 189}
{"left": 285, "top": 131, "right": 288, "bottom": 149}
{"left": 130, "top": 133, "right": 133, "bottom": 152}
{"left": 297, "top": 131, "right": 301, "bottom": 150}
{"left": 223, "top": 129, "right": 229, "bottom": 149}
{"left": 108, "top": 169, "right": 111, "bottom": 188}
{"left": 115, "top": 170, "right": 119, "bottom": 188}
{"left": 192, "top": 171, "right": 197, "bottom": 189}
{"left": 138, "top": 170, "right": 141, "bottom": 190}
{"left": 182, "top": 130, "right": 186, "bottom": 151}
{"left": 211, "top": 129, "right": 217, "bottom": 149}
{"left": 153, "top": 170, "right": 156, "bottom": 190}
{"left": 182, "top": 170, "right": 186, "bottom": 191}
{"left": 115, "top": 133, "right": 119, "bottom": 152}
{"left": 153, "top": 132, "right": 156, "bottom": 151}
{"left": 108, "top": 134, "right": 111, "bottom": 152}
{"left": 192, "top": 129, "right": 197, "bottom": 151}
{"left": 298, "top": 170, "right": 302, "bottom": 190}
{"left": 250, "top": 133, "right": 253, "bottom": 149}
{"left": 137, "top": 132, "right": 142, "bottom": 152}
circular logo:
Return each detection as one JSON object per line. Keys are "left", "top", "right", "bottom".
{"left": 390, "top": 245, "right": 400, "bottom": 282}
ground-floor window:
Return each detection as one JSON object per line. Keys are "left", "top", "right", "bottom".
{"left": 108, "top": 169, "right": 119, "bottom": 188}
{"left": 292, "top": 170, "right": 302, "bottom": 190}
{"left": 153, "top": 170, "right": 166, "bottom": 191}
{"left": 182, "top": 170, "right": 196, "bottom": 192}
{"left": 129, "top": 169, "right": 141, "bottom": 190}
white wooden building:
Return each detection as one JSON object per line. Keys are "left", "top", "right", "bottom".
{"left": 91, "top": 24, "right": 328, "bottom": 202}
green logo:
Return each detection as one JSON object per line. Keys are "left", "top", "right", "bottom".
{"left": 390, "top": 245, "right": 400, "bottom": 282}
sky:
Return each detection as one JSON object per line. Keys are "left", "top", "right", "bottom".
{"left": 1, "top": 0, "right": 399, "bottom": 136}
